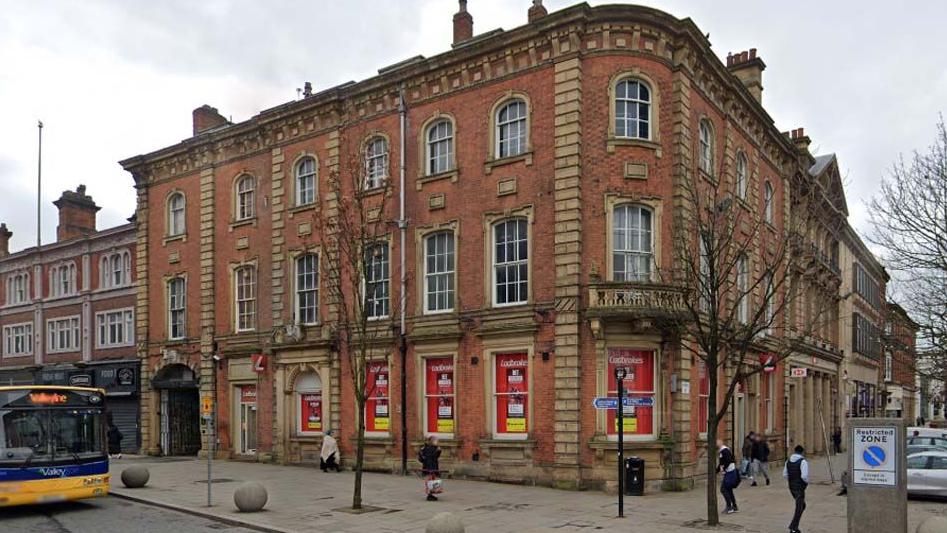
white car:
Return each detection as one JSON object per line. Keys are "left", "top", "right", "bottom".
{"left": 907, "top": 450, "right": 947, "bottom": 497}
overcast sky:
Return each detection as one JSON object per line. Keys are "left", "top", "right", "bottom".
{"left": 2, "top": 0, "right": 945, "bottom": 253}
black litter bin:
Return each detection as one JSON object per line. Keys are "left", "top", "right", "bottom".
{"left": 624, "top": 457, "right": 645, "bottom": 496}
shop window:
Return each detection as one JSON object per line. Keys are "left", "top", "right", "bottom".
{"left": 493, "top": 353, "right": 528, "bottom": 438}
{"left": 295, "top": 372, "right": 323, "bottom": 436}
{"left": 606, "top": 348, "right": 656, "bottom": 439}
{"left": 365, "top": 362, "right": 390, "bottom": 434}
{"left": 424, "top": 357, "right": 455, "bottom": 436}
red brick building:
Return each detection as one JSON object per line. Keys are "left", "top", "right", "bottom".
{"left": 884, "top": 302, "right": 918, "bottom": 421}
{"left": 0, "top": 186, "right": 140, "bottom": 452}
{"left": 122, "top": 1, "right": 796, "bottom": 489}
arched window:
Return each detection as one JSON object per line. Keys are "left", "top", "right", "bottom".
{"left": 736, "top": 254, "right": 749, "bottom": 324}
{"left": 612, "top": 205, "right": 652, "bottom": 282}
{"left": 7, "top": 272, "right": 29, "bottom": 305}
{"left": 698, "top": 119, "right": 714, "bottom": 175}
{"left": 495, "top": 99, "right": 527, "bottom": 158}
{"left": 764, "top": 181, "right": 774, "bottom": 224}
{"left": 168, "top": 192, "right": 185, "bottom": 236}
{"left": 235, "top": 265, "right": 257, "bottom": 332}
{"left": 364, "top": 136, "right": 388, "bottom": 189}
{"left": 295, "top": 157, "right": 317, "bottom": 206}
{"left": 295, "top": 372, "right": 324, "bottom": 435}
{"left": 424, "top": 232, "right": 455, "bottom": 313}
{"left": 100, "top": 251, "right": 131, "bottom": 289}
{"left": 735, "top": 152, "right": 748, "bottom": 200}
{"left": 49, "top": 262, "right": 76, "bottom": 298}
{"left": 426, "top": 120, "right": 453, "bottom": 176}
{"left": 235, "top": 175, "right": 255, "bottom": 221}
{"left": 295, "top": 253, "right": 319, "bottom": 325}
{"left": 492, "top": 219, "right": 528, "bottom": 306}
{"left": 615, "top": 79, "right": 651, "bottom": 139}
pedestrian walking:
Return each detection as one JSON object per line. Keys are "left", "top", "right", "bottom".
{"left": 107, "top": 419, "right": 123, "bottom": 459}
{"left": 831, "top": 426, "right": 842, "bottom": 454}
{"left": 783, "top": 445, "right": 809, "bottom": 533}
{"left": 418, "top": 436, "right": 443, "bottom": 501}
{"left": 741, "top": 432, "right": 755, "bottom": 478}
{"left": 750, "top": 434, "right": 770, "bottom": 486}
{"left": 717, "top": 439, "right": 740, "bottom": 514}
{"left": 320, "top": 429, "right": 341, "bottom": 472}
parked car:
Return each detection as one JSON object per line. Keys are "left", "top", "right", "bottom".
{"left": 908, "top": 427, "right": 947, "bottom": 439}
{"left": 907, "top": 444, "right": 947, "bottom": 456}
{"left": 908, "top": 436, "right": 947, "bottom": 448}
{"left": 907, "top": 450, "right": 947, "bottom": 497}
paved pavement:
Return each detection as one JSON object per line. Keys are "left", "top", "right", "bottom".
{"left": 105, "top": 454, "right": 945, "bottom": 532}
{"left": 0, "top": 495, "right": 258, "bottom": 533}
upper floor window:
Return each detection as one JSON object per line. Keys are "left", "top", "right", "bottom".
{"left": 885, "top": 352, "right": 893, "bottom": 382}
{"left": 736, "top": 254, "right": 749, "bottom": 324}
{"left": 49, "top": 262, "right": 77, "bottom": 298}
{"left": 295, "top": 253, "right": 319, "bottom": 325}
{"left": 96, "top": 308, "right": 134, "bottom": 348}
{"left": 100, "top": 251, "right": 131, "bottom": 289}
{"left": 47, "top": 316, "right": 80, "bottom": 353}
{"left": 3, "top": 323, "right": 33, "bottom": 357}
{"left": 168, "top": 192, "right": 186, "bottom": 236}
{"left": 364, "top": 243, "right": 390, "bottom": 319}
{"left": 235, "top": 265, "right": 257, "bottom": 332}
{"left": 735, "top": 152, "right": 748, "bottom": 200}
{"left": 612, "top": 204, "right": 652, "bottom": 282}
{"left": 496, "top": 99, "right": 527, "bottom": 158}
{"left": 615, "top": 79, "right": 651, "bottom": 140}
{"left": 426, "top": 120, "right": 453, "bottom": 176}
{"left": 854, "top": 262, "right": 882, "bottom": 308}
{"left": 764, "top": 181, "right": 774, "bottom": 224}
{"left": 235, "top": 174, "right": 255, "bottom": 221}
{"left": 295, "top": 157, "right": 317, "bottom": 206}
{"left": 424, "top": 232, "right": 455, "bottom": 313}
{"left": 6, "top": 272, "right": 29, "bottom": 305}
{"left": 698, "top": 233, "right": 710, "bottom": 312}
{"left": 493, "top": 219, "right": 528, "bottom": 307}
{"left": 364, "top": 136, "right": 389, "bottom": 190}
{"left": 698, "top": 119, "right": 714, "bottom": 175}
{"left": 168, "top": 277, "right": 186, "bottom": 340}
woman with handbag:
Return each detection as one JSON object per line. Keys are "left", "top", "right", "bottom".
{"left": 418, "top": 436, "right": 443, "bottom": 501}
{"left": 717, "top": 438, "right": 740, "bottom": 514}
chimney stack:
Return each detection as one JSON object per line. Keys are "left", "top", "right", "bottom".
{"left": 192, "top": 104, "right": 229, "bottom": 136}
{"left": 528, "top": 0, "right": 548, "bottom": 22}
{"left": 53, "top": 185, "right": 100, "bottom": 242}
{"left": 0, "top": 223, "right": 11, "bottom": 257}
{"left": 726, "top": 48, "right": 766, "bottom": 103}
{"left": 453, "top": 0, "right": 473, "bottom": 46}
{"left": 789, "top": 127, "right": 811, "bottom": 152}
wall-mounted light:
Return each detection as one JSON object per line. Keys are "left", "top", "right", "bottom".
{"left": 541, "top": 351, "right": 550, "bottom": 362}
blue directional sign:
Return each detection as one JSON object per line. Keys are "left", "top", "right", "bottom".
{"left": 592, "top": 396, "right": 655, "bottom": 409}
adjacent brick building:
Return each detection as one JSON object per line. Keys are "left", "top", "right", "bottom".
{"left": 0, "top": 186, "right": 140, "bottom": 452}
{"left": 885, "top": 302, "right": 918, "bottom": 422}
{"left": 123, "top": 1, "right": 912, "bottom": 489}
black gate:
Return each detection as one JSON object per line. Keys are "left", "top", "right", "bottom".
{"left": 168, "top": 389, "right": 200, "bottom": 455}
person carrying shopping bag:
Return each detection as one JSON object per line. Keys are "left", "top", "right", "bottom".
{"left": 418, "top": 436, "right": 443, "bottom": 501}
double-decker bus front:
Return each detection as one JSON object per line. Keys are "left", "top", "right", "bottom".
{"left": 0, "top": 386, "right": 109, "bottom": 506}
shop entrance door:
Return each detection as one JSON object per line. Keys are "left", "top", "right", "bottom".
{"left": 152, "top": 364, "right": 201, "bottom": 456}
{"left": 236, "top": 385, "right": 257, "bottom": 455}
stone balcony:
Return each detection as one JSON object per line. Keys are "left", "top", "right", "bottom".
{"left": 586, "top": 281, "right": 689, "bottom": 321}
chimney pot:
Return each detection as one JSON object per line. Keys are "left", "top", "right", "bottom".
{"left": 741, "top": 51, "right": 749, "bottom": 62}
{"left": 749, "top": 48, "right": 757, "bottom": 59}
{"left": 727, "top": 48, "right": 766, "bottom": 104}
{"left": 528, "top": 0, "right": 548, "bottom": 23}
{"left": 453, "top": 0, "right": 474, "bottom": 45}
{"left": 192, "top": 104, "right": 229, "bottom": 136}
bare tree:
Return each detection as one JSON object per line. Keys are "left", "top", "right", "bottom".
{"left": 869, "top": 119, "right": 947, "bottom": 390}
{"left": 315, "top": 137, "right": 397, "bottom": 510}
{"left": 667, "top": 158, "right": 835, "bottom": 526}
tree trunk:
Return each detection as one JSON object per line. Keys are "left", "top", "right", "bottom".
{"left": 706, "top": 363, "right": 720, "bottom": 526}
{"left": 353, "top": 398, "right": 365, "bottom": 510}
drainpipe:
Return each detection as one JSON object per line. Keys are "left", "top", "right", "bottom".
{"left": 398, "top": 87, "right": 409, "bottom": 475}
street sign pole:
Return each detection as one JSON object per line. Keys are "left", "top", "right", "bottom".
{"left": 616, "top": 367, "right": 626, "bottom": 518}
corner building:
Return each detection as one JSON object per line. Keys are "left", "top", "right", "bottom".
{"left": 123, "top": 2, "right": 797, "bottom": 489}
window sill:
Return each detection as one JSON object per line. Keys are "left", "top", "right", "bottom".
{"left": 588, "top": 437, "right": 663, "bottom": 449}
{"left": 484, "top": 152, "right": 533, "bottom": 175}
{"left": 698, "top": 168, "right": 716, "bottom": 183}
{"left": 229, "top": 218, "right": 257, "bottom": 231}
{"left": 606, "top": 137, "right": 662, "bottom": 157}
{"left": 358, "top": 186, "right": 388, "bottom": 198}
{"left": 96, "top": 343, "right": 136, "bottom": 350}
{"left": 416, "top": 169, "right": 458, "bottom": 190}
{"left": 2, "top": 353, "right": 33, "bottom": 358}
{"left": 287, "top": 203, "right": 317, "bottom": 218}
{"left": 163, "top": 234, "right": 187, "bottom": 246}
{"left": 163, "top": 338, "right": 194, "bottom": 346}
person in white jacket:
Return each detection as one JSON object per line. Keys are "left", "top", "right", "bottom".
{"left": 320, "top": 429, "right": 340, "bottom": 472}
{"left": 783, "top": 445, "right": 809, "bottom": 533}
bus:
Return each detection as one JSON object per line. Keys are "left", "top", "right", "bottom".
{"left": 0, "top": 386, "right": 110, "bottom": 506}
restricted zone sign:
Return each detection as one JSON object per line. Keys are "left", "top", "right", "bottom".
{"left": 852, "top": 426, "right": 897, "bottom": 486}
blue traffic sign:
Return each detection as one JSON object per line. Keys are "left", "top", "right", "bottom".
{"left": 863, "top": 446, "right": 886, "bottom": 468}
{"left": 592, "top": 396, "right": 655, "bottom": 409}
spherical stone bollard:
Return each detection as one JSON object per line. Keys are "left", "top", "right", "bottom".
{"left": 918, "top": 516, "right": 947, "bottom": 533}
{"left": 233, "top": 482, "right": 268, "bottom": 513}
{"left": 426, "top": 512, "right": 465, "bottom": 533}
{"left": 120, "top": 466, "right": 150, "bottom": 488}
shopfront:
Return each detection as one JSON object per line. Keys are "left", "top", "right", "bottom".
{"left": 235, "top": 384, "right": 258, "bottom": 455}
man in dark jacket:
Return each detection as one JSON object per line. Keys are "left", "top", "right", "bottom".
{"left": 741, "top": 432, "right": 755, "bottom": 478}
{"left": 717, "top": 439, "right": 739, "bottom": 514}
{"left": 750, "top": 434, "right": 770, "bottom": 486}
{"left": 783, "top": 445, "right": 809, "bottom": 533}
{"left": 107, "top": 421, "right": 123, "bottom": 459}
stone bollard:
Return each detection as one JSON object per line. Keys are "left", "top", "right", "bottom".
{"left": 120, "top": 466, "right": 150, "bottom": 488}
{"left": 918, "top": 516, "right": 947, "bottom": 533}
{"left": 426, "top": 512, "right": 465, "bottom": 533}
{"left": 233, "top": 481, "right": 268, "bottom": 512}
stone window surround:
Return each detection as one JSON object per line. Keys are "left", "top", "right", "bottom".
{"left": 483, "top": 206, "right": 534, "bottom": 309}
{"left": 594, "top": 337, "right": 663, "bottom": 443}
{"left": 290, "top": 152, "right": 319, "bottom": 209}
{"left": 414, "top": 221, "right": 459, "bottom": 316}
{"left": 164, "top": 272, "right": 188, "bottom": 342}
{"left": 487, "top": 91, "right": 533, "bottom": 163}
{"left": 292, "top": 367, "right": 326, "bottom": 437}
{"left": 606, "top": 68, "right": 662, "bottom": 154}
{"left": 361, "top": 132, "right": 391, "bottom": 191}
{"left": 230, "top": 259, "right": 260, "bottom": 334}
{"left": 416, "top": 111, "right": 458, "bottom": 186}
{"left": 165, "top": 189, "right": 187, "bottom": 238}
{"left": 233, "top": 172, "right": 257, "bottom": 223}
{"left": 362, "top": 238, "right": 392, "bottom": 321}
{"left": 603, "top": 194, "right": 663, "bottom": 282}
{"left": 697, "top": 116, "right": 716, "bottom": 179}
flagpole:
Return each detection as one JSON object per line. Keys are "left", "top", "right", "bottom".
{"left": 37, "top": 120, "right": 43, "bottom": 249}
